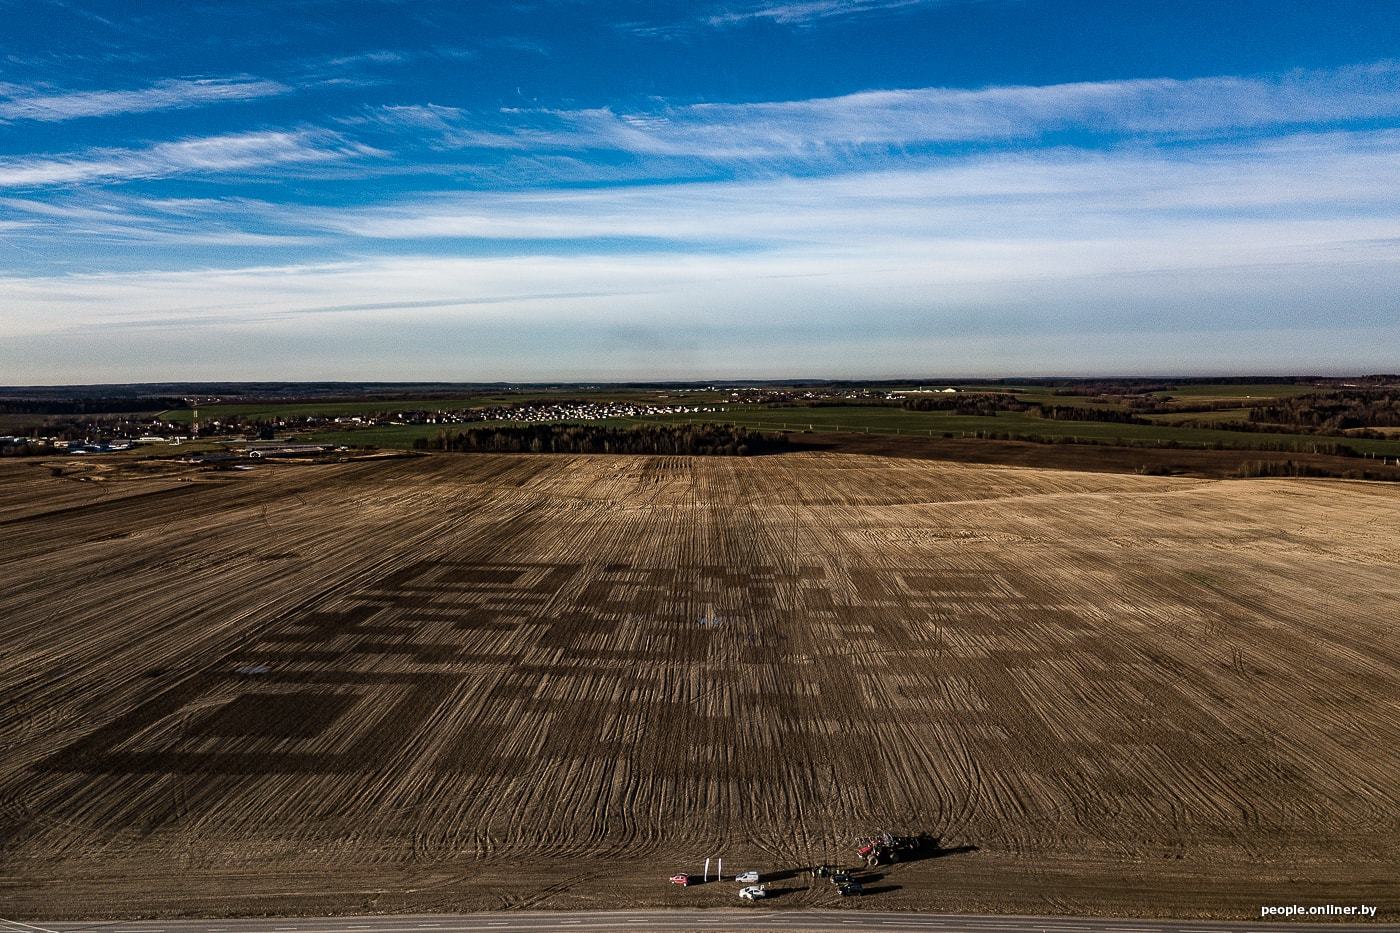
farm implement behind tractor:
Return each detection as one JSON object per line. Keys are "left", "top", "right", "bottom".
{"left": 856, "top": 831, "right": 940, "bottom": 866}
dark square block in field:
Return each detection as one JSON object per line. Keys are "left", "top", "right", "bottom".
{"left": 191, "top": 691, "right": 355, "bottom": 740}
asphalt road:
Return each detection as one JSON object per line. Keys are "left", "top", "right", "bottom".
{"left": 4, "top": 912, "right": 1395, "bottom": 933}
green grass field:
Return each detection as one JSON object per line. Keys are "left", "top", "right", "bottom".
{"left": 638, "top": 406, "right": 1400, "bottom": 456}
{"left": 1151, "top": 383, "right": 1319, "bottom": 401}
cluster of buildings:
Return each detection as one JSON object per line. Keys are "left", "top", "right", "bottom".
{"left": 370, "top": 399, "right": 720, "bottom": 427}
{"left": 724, "top": 387, "right": 906, "bottom": 405}
{"left": 0, "top": 434, "right": 190, "bottom": 455}
{"left": 471, "top": 400, "right": 719, "bottom": 423}
{"left": 890, "top": 387, "right": 962, "bottom": 395}
{"left": 246, "top": 400, "right": 721, "bottom": 432}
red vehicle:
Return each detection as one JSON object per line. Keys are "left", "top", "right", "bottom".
{"left": 669, "top": 873, "right": 690, "bottom": 886}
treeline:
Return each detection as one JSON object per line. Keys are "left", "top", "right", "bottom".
{"left": 1050, "top": 382, "right": 1176, "bottom": 396}
{"left": 1034, "top": 405, "right": 1151, "bottom": 424}
{"left": 1249, "top": 391, "right": 1400, "bottom": 430}
{"left": 1163, "top": 417, "right": 1394, "bottom": 440}
{"left": 902, "top": 396, "right": 1153, "bottom": 425}
{"left": 940, "top": 428, "right": 1359, "bottom": 456}
{"left": 0, "top": 440, "right": 56, "bottom": 457}
{"left": 413, "top": 423, "right": 790, "bottom": 455}
{"left": 1231, "top": 459, "right": 1335, "bottom": 479}
{"left": 0, "top": 396, "right": 182, "bottom": 414}
{"left": 0, "top": 415, "right": 158, "bottom": 442}
{"left": 1230, "top": 459, "right": 1398, "bottom": 481}
{"left": 1127, "top": 398, "right": 1252, "bottom": 414}
{"left": 901, "top": 394, "right": 1032, "bottom": 415}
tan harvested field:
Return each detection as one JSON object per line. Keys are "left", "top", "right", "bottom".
{"left": 1, "top": 452, "right": 1397, "bottom": 920}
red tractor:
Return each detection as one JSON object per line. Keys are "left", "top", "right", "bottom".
{"left": 856, "top": 831, "right": 939, "bottom": 866}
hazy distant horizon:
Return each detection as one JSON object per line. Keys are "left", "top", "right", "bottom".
{"left": 3, "top": 372, "right": 1396, "bottom": 393}
{"left": 4, "top": 1, "right": 1400, "bottom": 382}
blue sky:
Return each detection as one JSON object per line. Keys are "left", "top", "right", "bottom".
{"left": 3, "top": 0, "right": 1400, "bottom": 382}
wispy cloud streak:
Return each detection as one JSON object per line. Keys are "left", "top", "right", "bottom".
{"left": 408, "top": 62, "right": 1400, "bottom": 159}
{"left": 0, "top": 76, "right": 288, "bottom": 122}
{"left": 11, "top": 129, "right": 1400, "bottom": 285}
{"left": 622, "top": 0, "right": 945, "bottom": 36}
{"left": 0, "top": 130, "right": 378, "bottom": 189}
{"left": 248, "top": 131, "right": 1400, "bottom": 274}
{"left": 705, "top": 0, "right": 936, "bottom": 27}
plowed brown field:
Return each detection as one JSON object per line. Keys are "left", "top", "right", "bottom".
{"left": 1, "top": 453, "right": 1396, "bottom": 920}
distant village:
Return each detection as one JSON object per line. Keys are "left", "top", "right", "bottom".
{"left": 0, "top": 387, "right": 966, "bottom": 458}
{"left": 0, "top": 398, "right": 722, "bottom": 457}
{"left": 385, "top": 399, "right": 721, "bottom": 426}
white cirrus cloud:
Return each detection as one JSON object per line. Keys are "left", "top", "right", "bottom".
{"left": 409, "top": 62, "right": 1400, "bottom": 159}
{"left": 10, "top": 128, "right": 1400, "bottom": 272}
{"left": 0, "top": 76, "right": 289, "bottom": 122}
{"left": 622, "top": 0, "right": 942, "bottom": 36}
{"left": 263, "top": 129, "right": 1400, "bottom": 254}
{"left": 0, "top": 130, "right": 381, "bottom": 189}
{"left": 705, "top": 0, "right": 935, "bottom": 27}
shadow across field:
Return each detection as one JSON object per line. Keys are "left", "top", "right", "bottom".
{"left": 759, "top": 867, "right": 807, "bottom": 882}
{"left": 911, "top": 843, "right": 979, "bottom": 864}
